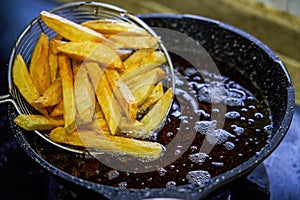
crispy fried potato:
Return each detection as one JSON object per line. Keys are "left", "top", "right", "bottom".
{"left": 50, "top": 39, "right": 67, "bottom": 54}
{"left": 32, "top": 79, "right": 62, "bottom": 107}
{"left": 50, "top": 100, "right": 64, "bottom": 117}
{"left": 141, "top": 88, "right": 173, "bottom": 132}
{"left": 49, "top": 50, "right": 58, "bottom": 83}
{"left": 121, "top": 51, "right": 166, "bottom": 80}
{"left": 58, "top": 54, "right": 76, "bottom": 133}
{"left": 57, "top": 41, "right": 123, "bottom": 69}
{"left": 14, "top": 114, "right": 64, "bottom": 131}
{"left": 49, "top": 127, "right": 163, "bottom": 161}
{"left": 85, "top": 62, "right": 122, "bottom": 135}
{"left": 29, "top": 32, "right": 51, "bottom": 94}
{"left": 81, "top": 19, "right": 149, "bottom": 35}
{"left": 138, "top": 82, "right": 164, "bottom": 113}
{"left": 12, "top": 54, "right": 48, "bottom": 116}
{"left": 105, "top": 68, "right": 137, "bottom": 120}
{"left": 49, "top": 38, "right": 61, "bottom": 83}
{"left": 41, "top": 11, "right": 106, "bottom": 42}
{"left": 123, "top": 48, "right": 154, "bottom": 69}
{"left": 74, "top": 65, "right": 95, "bottom": 123}
{"left": 107, "top": 34, "right": 159, "bottom": 49}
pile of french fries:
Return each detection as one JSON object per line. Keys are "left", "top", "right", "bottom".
{"left": 12, "top": 11, "right": 174, "bottom": 161}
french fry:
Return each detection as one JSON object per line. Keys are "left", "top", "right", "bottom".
{"left": 81, "top": 19, "right": 149, "bottom": 35}
{"left": 50, "top": 100, "right": 64, "bottom": 117}
{"left": 14, "top": 114, "right": 64, "bottom": 131}
{"left": 12, "top": 54, "right": 48, "bottom": 116}
{"left": 49, "top": 38, "right": 61, "bottom": 83}
{"left": 58, "top": 54, "right": 76, "bottom": 133}
{"left": 125, "top": 67, "right": 166, "bottom": 89}
{"left": 138, "top": 82, "right": 164, "bottom": 113}
{"left": 49, "top": 127, "right": 163, "bottom": 161}
{"left": 123, "top": 48, "right": 154, "bottom": 69}
{"left": 141, "top": 88, "right": 174, "bottom": 132}
{"left": 29, "top": 32, "right": 51, "bottom": 94}
{"left": 107, "top": 34, "right": 159, "bottom": 49}
{"left": 57, "top": 41, "right": 123, "bottom": 69}
{"left": 105, "top": 68, "right": 137, "bottom": 120}
{"left": 74, "top": 65, "right": 95, "bottom": 123}
{"left": 85, "top": 62, "right": 122, "bottom": 135}
{"left": 50, "top": 39, "right": 67, "bottom": 54}
{"left": 40, "top": 11, "right": 106, "bottom": 42}
{"left": 32, "top": 79, "right": 62, "bottom": 107}
{"left": 121, "top": 51, "right": 166, "bottom": 80}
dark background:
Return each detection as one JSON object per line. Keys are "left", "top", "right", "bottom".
{"left": 0, "top": 0, "right": 299, "bottom": 199}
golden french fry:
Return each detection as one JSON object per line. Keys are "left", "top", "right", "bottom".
{"left": 50, "top": 39, "right": 67, "bottom": 54}
{"left": 107, "top": 34, "right": 159, "bottom": 49}
{"left": 74, "top": 65, "right": 95, "bottom": 123}
{"left": 32, "top": 79, "right": 62, "bottom": 107}
{"left": 49, "top": 127, "right": 163, "bottom": 161}
{"left": 118, "top": 117, "right": 144, "bottom": 134}
{"left": 57, "top": 41, "right": 123, "bottom": 69}
{"left": 121, "top": 51, "right": 166, "bottom": 80}
{"left": 29, "top": 32, "right": 51, "bottom": 94}
{"left": 58, "top": 54, "right": 76, "bottom": 133}
{"left": 138, "top": 82, "right": 164, "bottom": 112}
{"left": 123, "top": 48, "right": 154, "bottom": 69}
{"left": 14, "top": 114, "right": 64, "bottom": 131}
{"left": 12, "top": 54, "right": 48, "bottom": 116}
{"left": 50, "top": 100, "right": 64, "bottom": 117}
{"left": 49, "top": 38, "right": 63, "bottom": 83}
{"left": 105, "top": 68, "right": 137, "bottom": 120}
{"left": 40, "top": 11, "right": 106, "bottom": 42}
{"left": 85, "top": 62, "right": 122, "bottom": 135}
{"left": 81, "top": 19, "right": 149, "bottom": 35}
{"left": 141, "top": 88, "right": 174, "bottom": 132}
{"left": 49, "top": 51, "right": 58, "bottom": 83}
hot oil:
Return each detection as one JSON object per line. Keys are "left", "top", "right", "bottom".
{"left": 36, "top": 53, "right": 272, "bottom": 189}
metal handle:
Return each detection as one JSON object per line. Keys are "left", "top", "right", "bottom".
{"left": 0, "top": 94, "right": 13, "bottom": 104}
{"left": 0, "top": 94, "right": 19, "bottom": 112}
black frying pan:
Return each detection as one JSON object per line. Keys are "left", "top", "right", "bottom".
{"left": 0, "top": 2, "right": 294, "bottom": 200}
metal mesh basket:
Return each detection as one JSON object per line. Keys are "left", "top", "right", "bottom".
{"left": 4, "top": 1, "right": 174, "bottom": 154}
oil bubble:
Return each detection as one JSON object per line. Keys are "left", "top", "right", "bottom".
{"left": 106, "top": 170, "right": 119, "bottom": 180}
{"left": 223, "top": 141, "right": 235, "bottom": 150}
{"left": 166, "top": 181, "right": 177, "bottom": 188}
{"left": 212, "top": 162, "right": 224, "bottom": 167}
{"left": 158, "top": 168, "right": 167, "bottom": 176}
{"left": 186, "top": 170, "right": 211, "bottom": 184}
{"left": 189, "top": 152, "right": 209, "bottom": 164}
{"left": 118, "top": 182, "right": 127, "bottom": 189}
{"left": 225, "top": 111, "right": 241, "bottom": 119}
{"left": 231, "top": 125, "right": 244, "bottom": 135}
{"left": 194, "top": 120, "right": 217, "bottom": 135}
{"left": 254, "top": 112, "right": 264, "bottom": 119}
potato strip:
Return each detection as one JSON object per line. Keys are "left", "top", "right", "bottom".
{"left": 29, "top": 32, "right": 51, "bottom": 94}
{"left": 14, "top": 114, "right": 64, "bottom": 131}
{"left": 41, "top": 11, "right": 106, "bottom": 43}
{"left": 85, "top": 62, "right": 122, "bottom": 135}
{"left": 49, "top": 127, "right": 163, "bottom": 161}
{"left": 58, "top": 54, "right": 76, "bottom": 133}
{"left": 12, "top": 54, "right": 48, "bottom": 116}
{"left": 57, "top": 41, "right": 123, "bottom": 69}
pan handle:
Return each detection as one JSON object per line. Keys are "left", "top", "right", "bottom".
{"left": 0, "top": 94, "right": 18, "bottom": 109}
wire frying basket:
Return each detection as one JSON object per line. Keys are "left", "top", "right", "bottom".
{"left": 0, "top": 1, "right": 175, "bottom": 154}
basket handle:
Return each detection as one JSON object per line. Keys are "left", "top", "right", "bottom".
{"left": 0, "top": 93, "right": 18, "bottom": 108}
